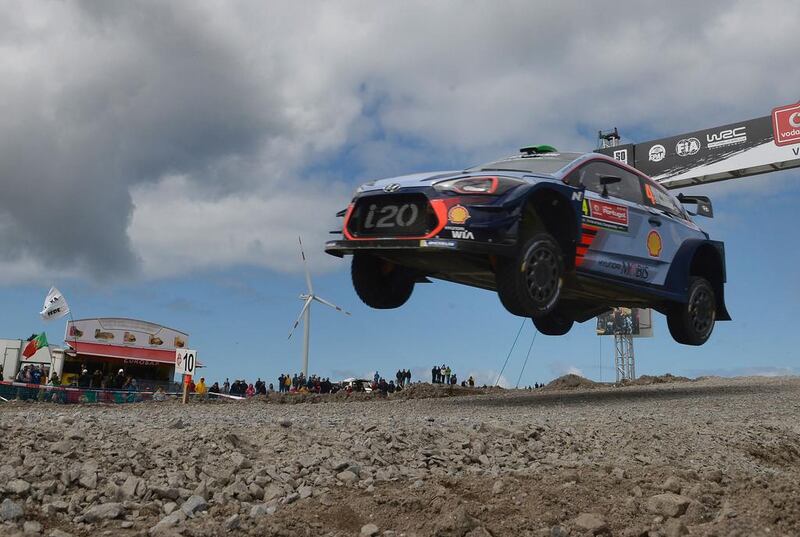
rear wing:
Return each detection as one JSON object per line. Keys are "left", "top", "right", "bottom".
{"left": 596, "top": 102, "right": 800, "bottom": 190}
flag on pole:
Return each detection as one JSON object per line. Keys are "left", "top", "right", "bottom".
{"left": 40, "top": 286, "right": 70, "bottom": 321}
{"left": 23, "top": 332, "right": 48, "bottom": 359}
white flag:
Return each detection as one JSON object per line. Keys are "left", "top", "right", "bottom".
{"left": 40, "top": 286, "right": 70, "bottom": 321}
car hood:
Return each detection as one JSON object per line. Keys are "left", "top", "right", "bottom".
{"left": 358, "top": 170, "right": 460, "bottom": 193}
{"left": 357, "top": 169, "right": 557, "bottom": 194}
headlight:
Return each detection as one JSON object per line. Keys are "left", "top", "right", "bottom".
{"left": 433, "top": 176, "right": 525, "bottom": 195}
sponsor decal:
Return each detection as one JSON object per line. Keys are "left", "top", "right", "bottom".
{"left": 706, "top": 126, "right": 747, "bottom": 149}
{"left": 772, "top": 102, "right": 800, "bottom": 147}
{"left": 613, "top": 149, "right": 628, "bottom": 164}
{"left": 364, "top": 203, "right": 420, "bottom": 230}
{"left": 451, "top": 229, "right": 474, "bottom": 240}
{"left": 420, "top": 239, "right": 456, "bottom": 248}
{"left": 598, "top": 259, "right": 651, "bottom": 280}
{"left": 647, "top": 230, "right": 662, "bottom": 258}
{"left": 648, "top": 144, "right": 666, "bottom": 162}
{"left": 581, "top": 199, "right": 629, "bottom": 232}
{"left": 571, "top": 191, "right": 584, "bottom": 201}
{"left": 675, "top": 137, "right": 701, "bottom": 157}
{"left": 447, "top": 205, "right": 470, "bottom": 225}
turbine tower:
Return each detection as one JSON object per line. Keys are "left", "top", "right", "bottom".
{"left": 288, "top": 236, "right": 350, "bottom": 377}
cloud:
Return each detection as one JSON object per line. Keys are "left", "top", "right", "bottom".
{"left": 548, "top": 361, "right": 585, "bottom": 378}
{"left": 1, "top": 1, "right": 799, "bottom": 283}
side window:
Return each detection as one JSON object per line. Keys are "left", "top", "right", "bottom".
{"left": 643, "top": 179, "right": 684, "bottom": 218}
{"left": 567, "top": 162, "right": 643, "bottom": 204}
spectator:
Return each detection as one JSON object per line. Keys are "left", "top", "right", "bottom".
{"left": 246, "top": 383, "right": 256, "bottom": 397}
{"left": 284, "top": 374, "right": 291, "bottom": 392}
{"left": 188, "top": 378, "right": 196, "bottom": 393}
{"left": 125, "top": 377, "right": 139, "bottom": 391}
{"left": 444, "top": 365, "right": 451, "bottom": 384}
{"left": 78, "top": 369, "right": 91, "bottom": 388}
{"left": 223, "top": 378, "right": 230, "bottom": 394}
{"left": 196, "top": 377, "right": 207, "bottom": 399}
{"left": 153, "top": 386, "right": 166, "bottom": 402}
{"left": 468, "top": 376, "right": 475, "bottom": 387}
{"left": 115, "top": 369, "right": 126, "bottom": 389}
{"left": 209, "top": 382, "right": 220, "bottom": 394}
{"left": 451, "top": 373, "right": 457, "bottom": 386}
{"left": 406, "top": 369, "right": 411, "bottom": 386}
{"left": 268, "top": 383, "right": 274, "bottom": 392}
{"left": 92, "top": 369, "right": 102, "bottom": 388}
{"left": 49, "top": 372, "right": 61, "bottom": 386}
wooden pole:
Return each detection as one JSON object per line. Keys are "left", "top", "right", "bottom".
{"left": 182, "top": 374, "right": 189, "bottom": 404}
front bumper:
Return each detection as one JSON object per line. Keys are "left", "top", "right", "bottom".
{"left": 324, "top": 238, "right": 515, "bottom": 258}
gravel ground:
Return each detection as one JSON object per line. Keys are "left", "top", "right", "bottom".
{"left": 1, "top": 375, "right": 799, "bottom": 537}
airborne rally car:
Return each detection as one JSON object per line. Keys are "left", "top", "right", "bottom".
{"left": 325, "top": 146, "right": 730, "bottom": 345}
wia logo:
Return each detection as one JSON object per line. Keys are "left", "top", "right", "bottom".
{"left": 451, "top": 229, "right": 474, "bottom": 240}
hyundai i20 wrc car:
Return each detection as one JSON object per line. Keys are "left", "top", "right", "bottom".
{"left": 325, "top": 146, "right": 730, "bottom": 345}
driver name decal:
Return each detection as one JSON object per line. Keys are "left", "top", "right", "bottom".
{"left": 582, "top": 199, "right": 629, "bottom": 232}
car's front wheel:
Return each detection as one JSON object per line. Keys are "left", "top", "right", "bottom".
{"left": 496, "top": 232, "right": 564, "bottom": 318}
{"left": 667, "top": 276, "right": 716, "bottom": 346}
{"left": 351, "top": 253, "right": 415, "bottom": 309}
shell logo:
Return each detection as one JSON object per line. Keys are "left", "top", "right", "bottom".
{"left": 447, "top": 205, "right": 470, "bottom": 225}
{"left": 647, "top": 230, "right": 662, "bottom": 258}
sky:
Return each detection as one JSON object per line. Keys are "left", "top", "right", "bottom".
{"left": 0, "top": 1, "right": 798, "bottom": 386}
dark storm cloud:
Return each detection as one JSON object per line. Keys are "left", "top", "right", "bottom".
{"left": 0, "top": 1, "right": 284, "bottom": 279}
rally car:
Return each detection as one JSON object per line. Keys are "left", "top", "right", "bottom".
{"left": 325, "top": 146, "right": 730, "bottom": 345}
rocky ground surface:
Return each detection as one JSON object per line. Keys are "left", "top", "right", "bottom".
{"left": 1, "top": 375, "right": 799, "bottom": 537}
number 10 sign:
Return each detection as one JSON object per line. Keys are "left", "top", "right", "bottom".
{"left": 175, "top": 349, "right": 197, "bottom": 377}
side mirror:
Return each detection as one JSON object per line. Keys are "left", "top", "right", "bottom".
{"left": 599, "top": 175, "right": 621, "bottom": 198}
{"left": 677, "top": 193, "right": 714, "bottom": 218}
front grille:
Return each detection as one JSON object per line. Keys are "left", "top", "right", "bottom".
{"left": 347, "top": 194, "right": 436, "bottom": 238}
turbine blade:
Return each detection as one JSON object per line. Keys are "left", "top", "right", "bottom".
{"left": 313, "top": 295, "right": 351, "bottom": 316}
{"left": 288, "top": 297, "right": 313, "bottom": 339}
{"left": 299, "top": 236, "right": 313, "bottom": 294}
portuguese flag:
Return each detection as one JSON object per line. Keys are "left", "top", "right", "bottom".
{"left": 22, "top": 332, "right": 48, "bottom": 359}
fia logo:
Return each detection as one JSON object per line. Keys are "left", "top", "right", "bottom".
{"left": 451, "top": 229, "right": 474, "bottom": 240}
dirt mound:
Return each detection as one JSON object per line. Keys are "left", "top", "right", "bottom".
{"left": 626, "top": 373, "right": 692, "bottom": 386}
{"left": 390, "top": 383, "right": 486, "bottom": 400}
{"left": 542, "top": 374, "right": 599, "bottom": 391}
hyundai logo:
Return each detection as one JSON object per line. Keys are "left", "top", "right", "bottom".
{"left": 383, "top": 183, "right": 402, "bottom": 192}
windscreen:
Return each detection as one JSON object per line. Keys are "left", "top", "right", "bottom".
{"left": 467, "top": 153, "right": 581, "bottom": 175}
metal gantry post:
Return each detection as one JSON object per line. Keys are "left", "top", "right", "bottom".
{"left": 614, "top": 332, "right": 636, "bottom": 382}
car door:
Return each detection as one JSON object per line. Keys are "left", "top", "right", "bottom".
{"left": 639, "top": 177, "right": 706, "bottom": 286}
{"left": 567, "top": 161, "right": 657, "bottom": 284}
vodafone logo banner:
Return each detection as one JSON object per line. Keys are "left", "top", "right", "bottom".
{"left": 772, "top": 102, "right": 800, "bottom": 147}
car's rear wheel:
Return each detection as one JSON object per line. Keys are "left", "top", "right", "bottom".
{"left": 532, "top": 310, "right": 574, "bottom": 336}
{"left": 496, "top": 232, "right": 564, "bottom": 318}
{"left": 351, "top": 253, "right": 415, "bottom": 309}
{"left": 667, "top": 276, "right": 716, "bottom": 346}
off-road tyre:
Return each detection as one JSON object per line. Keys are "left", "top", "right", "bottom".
{"left": 667, "top": 276, "right": 716, "bottom": 346}
{"left": 351, "top": 253, "right": 415, "bottom": 309}
{"left": 532, "top": 310, "right": 574, "bottom": 336}
{"left": 496, "top": 232, "right": 564, "bottom": 318}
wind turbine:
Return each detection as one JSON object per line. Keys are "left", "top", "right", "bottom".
{"left": 288, "top": 236, "right": 350, "bottom": 377}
